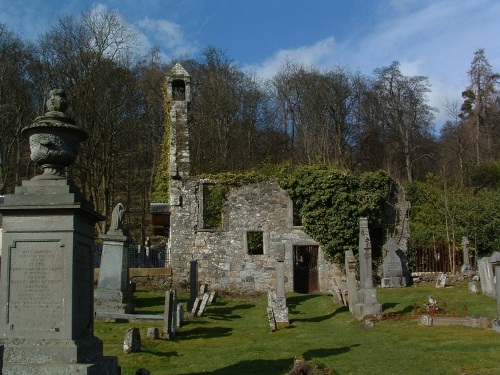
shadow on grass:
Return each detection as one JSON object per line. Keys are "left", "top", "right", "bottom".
{"left": 182, "top": 345, "right": 358, "bottom": 375}
{"left": 133, "top": 295, "right": 165, "bottom": 315}
{"left": 287, "top": 294, "right": 320, "bottom": 311}
{"left": 138, "top": 349, "right": 178, "bottom": 358}
{"left": 291, "top": 305, "right": 349, "bottom": 323}
{"left": 202, "top": 303, "right": 256, "bottom": 321}
{"left": 382, "top": 303, "right": 415, "bottom": 315}
{"left": 176, "top": 326, "right": 233, "bottom": 340}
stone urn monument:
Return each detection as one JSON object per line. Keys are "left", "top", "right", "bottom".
{"left": 0, "top": 89, "right": 120, "bottom": 374}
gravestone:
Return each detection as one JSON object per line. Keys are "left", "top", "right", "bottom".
{"left": 123, "top": 328, "right": 141, "bottom": 353}
{"left": 352, "top": 218, "right": 381, "bottom": 319}
{"left": 273, "top": 260, "right": 289, "bottom": 325}
{"left": 176, "top": 303, "right": 184, "bottom": 327}
{"left": 191, "top": 297, "right": 201, "bottom": 315}
{"left": 381, "top": 238, "right": 408, "bottom": 288}
{"left": 95, "top": 203, "right": 134, "bottom": 314}
{"left": 0, "top": 89, "right": 119, "bottom": 374}
{"left": 197, "top": 293, "right": 210, "bottom": 317}
{"left": 208, "top": 291, "right": 217, "bottom": 305}
{"left": 478, "top": 257, "right": 495, "bottom": 298}
{"left": 461, "top": 236, "right": 472, "bottom": 273}
{"left": 435, "top": 272, "right": 447, "bottom": 288}
{"left": 146, "top": 328, "right": 159, "bottom": 339}
{"left": 494, "top": 266, "right": 500, "bottom": 333}
{"left": 163, "top": 289, "right": 177, "bottom": 339}
{"left": 188, "top": 260, "right": 198, "bottom": 311}
{"left": 344, "top": 249, "right": 358, "bottom": 313}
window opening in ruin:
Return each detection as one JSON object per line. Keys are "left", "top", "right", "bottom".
{"left": 247, "top": 231, "right": 264, "bottom": 255}
{"left": 200, "top": 182, "right": 223, "bottom": 230}
{"left": 172, "top": 79, "right": 185, "bottom": 101}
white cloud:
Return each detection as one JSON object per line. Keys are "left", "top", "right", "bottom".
{"left": 245, "top": 36, "right": 337, "bottom": 80}
{"left": 136, "top": 17, "right": 195, "bottom": 59}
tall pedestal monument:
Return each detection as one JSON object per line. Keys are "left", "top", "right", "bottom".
{"left": 0, "top": 89, "right": 120, "bottom": 374}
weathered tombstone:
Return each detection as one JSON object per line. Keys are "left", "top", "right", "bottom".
{"left": 468, "top": 281, "right": 479, "bottom": 293}
{"left": 208, "top": 291, "right": 217, "bottom": 305}
{"left": 344, "top": 249, "right": 358, "bottom": 312}
{"left": 494, "top": 266, "right": 500, "bottom": 332}
{"left": 435, "top": 272, "right": 447, "bottom": 288}
{"left": 191, "top": 297, "right": 201, "bottom": 315}
{"left": 94, "top": 203, "right": 135, "bottom": 314}
{"left": 273, "top": 260, "right": 289, "bottom": 325}
{"left": 381, "top": 238, "right": 408, "bottom": 288}
{"left": 123, "top": 328, "right": 141, "bottom": 353}
{"left": 478, "top": 257, "right": 495, "bottom": 297}
{"left": 163, "top": 289, "right": 175, "bottom": 339}
{"left": 146, "top": 327, "right": 159, "bottom": 339}
{"left": 171, "top": 289, "right": 178, "bottom": 336}
{"left": 188, "top": 260, "right": 198, "bottom": 311}
{"left": 197, "top": 292, "right": 210, "bottom": 317}
{"left": 199, "top": 283, "right": 207, "bottom": 296}
{"left": 176, "top": 303, "right": 184, "bottom": 327}
{"left": 267, "top": 306, "right": 277, "bottom": 332}
{"left": 461, "top": 236, "right": 472, "bottom": 273}
{"left": 420, "top": 314, "right": 433, "bottom": 327}
{"left": 0, "top": 89, "right": 120, "bottom": 373}
{"left": 352, "top": 218, "right": 381, "bottom": 319}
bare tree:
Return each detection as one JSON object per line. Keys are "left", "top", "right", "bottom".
{"left": 372, "top": 61, "right": 435, "bottom": 182}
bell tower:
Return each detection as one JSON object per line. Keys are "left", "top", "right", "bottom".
{"left": 166, "top": 63, "right": 191, "bottom": 181}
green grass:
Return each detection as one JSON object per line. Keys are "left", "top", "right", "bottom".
{"left": 95, "top": 282, "right": 500, "bottom": 375}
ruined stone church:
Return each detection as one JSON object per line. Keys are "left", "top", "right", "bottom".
{"left": 153, "top": 63, "right": 341, "bottom": 294}
{"left": 154, "top": 63, "right": 408, "bottom": 295}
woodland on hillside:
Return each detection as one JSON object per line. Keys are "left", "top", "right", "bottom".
{"left": 0, "top": 9, "right": 498, "bottom": 262}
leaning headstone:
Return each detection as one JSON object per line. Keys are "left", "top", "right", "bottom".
{"left": 191, "top": 297, "right": 201, "bottom": 315}
{"left": 352, "top": 218, "right": 382, "bottom": 319}
{"left": 188, "top": 260, "right": 198, "bottom": 311}
{"left": 124, "top": 328, "right": 141, "bottom": 353}
{"left": 0, "top": 89, "right": 119, "bottom": 373}
{"left": 381, "top": 238, "right": 408, "bottom": 288}
{"left": 197, "top": 292, "right": 210, "bottom": 317}
{"left": 199, "top": 283, "right": 207, "bottom": 296}
{"left": 95, "top": 203, "right": 135, "bottom": 315}
{"left": 208, "top": 291, "right": 217, "bottom": 305}
{"left": 177, "top": 303, "right": 184, "bottom": 327}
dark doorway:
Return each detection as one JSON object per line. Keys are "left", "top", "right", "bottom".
{"left": 293, "top": 245, "right": 319, "bottom": 293}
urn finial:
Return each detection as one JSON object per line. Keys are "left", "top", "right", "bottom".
{"left": 21, "top": 89, "right": 87, "bottom": 180}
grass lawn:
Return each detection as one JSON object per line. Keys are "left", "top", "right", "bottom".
{"left": 95, "top": 282, "right": 499, "bottom": 375}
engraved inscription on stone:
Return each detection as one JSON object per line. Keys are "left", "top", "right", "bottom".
{"left": 9, "top": 241, "right": 64, "bottom": 331}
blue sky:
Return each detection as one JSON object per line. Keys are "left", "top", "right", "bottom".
{"left": 1, "top": 0, "right": 500, "bottom": 128}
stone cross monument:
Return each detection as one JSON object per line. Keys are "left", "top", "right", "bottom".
{"left": 352, "top": 217, "right": 381, "bottom": 319}
{"left": 0, "top": 89, "right": 120, "bottom": 373}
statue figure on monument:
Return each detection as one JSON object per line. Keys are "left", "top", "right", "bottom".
{"left": 109, "top": 203, "right": 125, "bottom": 232}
